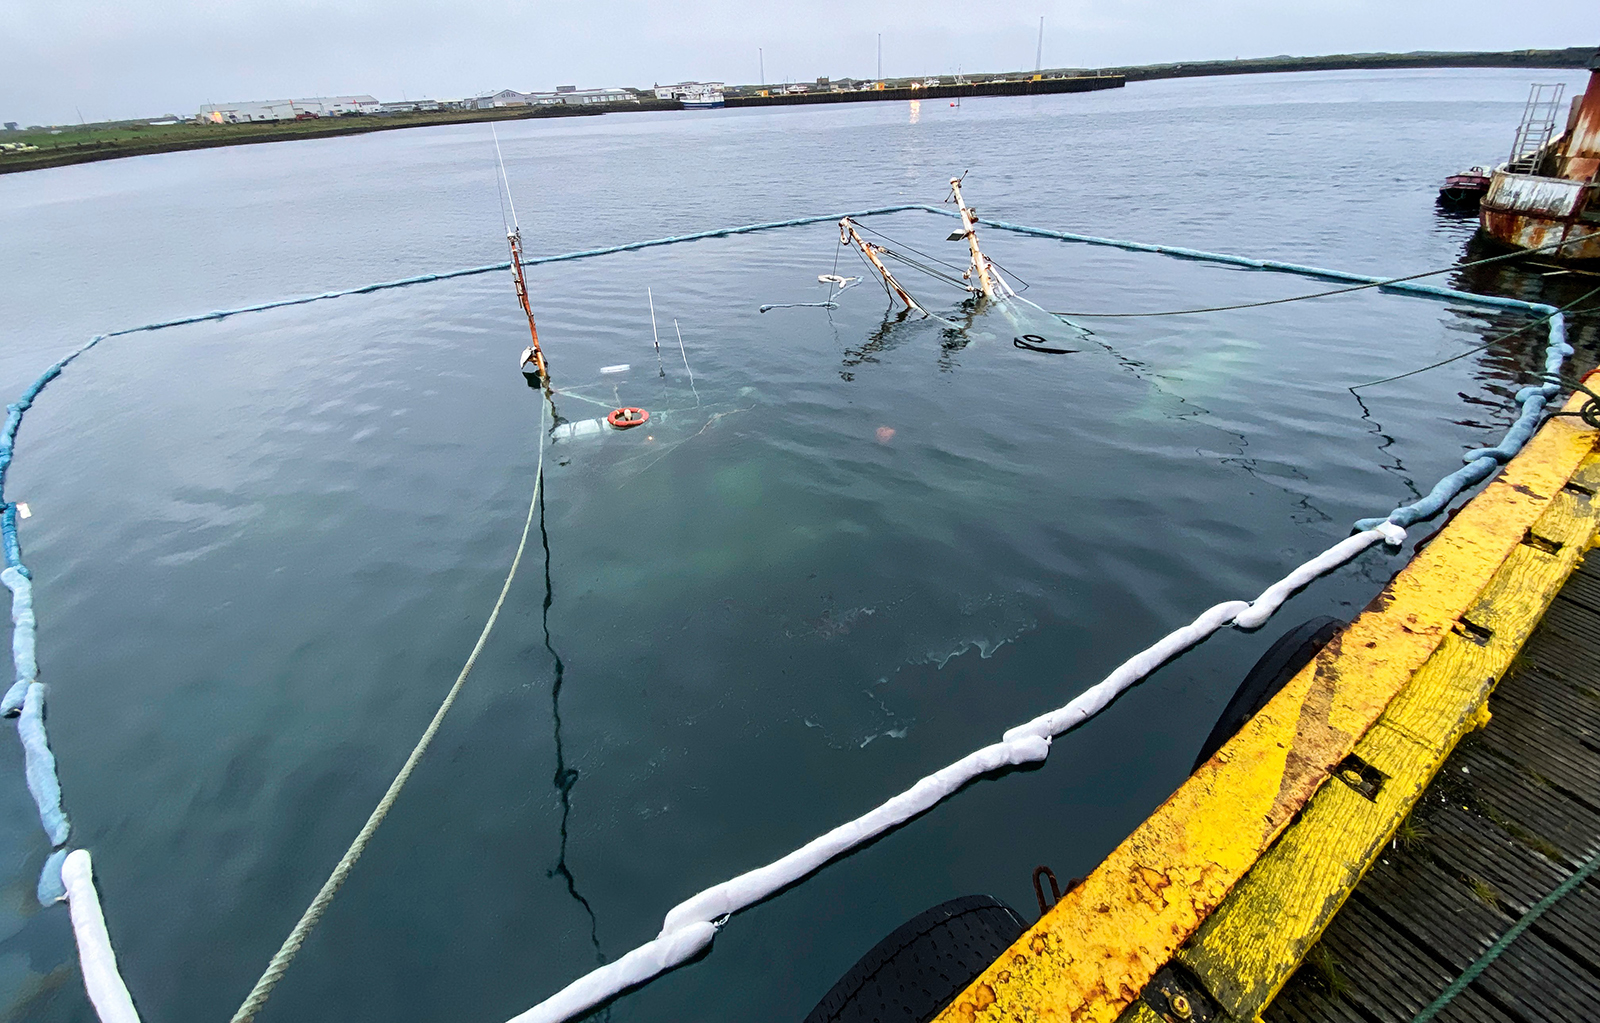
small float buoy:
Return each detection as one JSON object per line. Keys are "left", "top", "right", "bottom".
{"left": 607, "top": 407, "right": 650, "bottom": 429}
{"left": 520, "top": 346, "right": 542, "bottom": 379}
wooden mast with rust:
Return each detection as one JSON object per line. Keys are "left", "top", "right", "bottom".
{"left": 507, "top": 225, "right": 548, "bottom": 380}
{"left": 947, "top": 176, "right": 1002, "bottom": 299}
{"left": 492, "top": 127, "right": 550, "bottom": 382}
{"left": 839, "top": 216, "right": 924, "bottom": 313}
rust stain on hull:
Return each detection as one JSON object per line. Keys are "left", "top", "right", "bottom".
{"left": 1480, "top": 203, "right": 1600, "bottom": 261}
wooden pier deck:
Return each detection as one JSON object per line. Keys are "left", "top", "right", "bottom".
{"left": 1265, "top": 553, "right": 1600, "bottom": 1023}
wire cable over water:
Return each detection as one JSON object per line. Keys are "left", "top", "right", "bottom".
{"left": 1046, "top": 231, "right": 1600, "bottom": 318}
{"left": 1349, "top": 283, "right": 1600, "bottom": 390}
{"left": 229, "top": 396, "right": 550, "bottom": 1023}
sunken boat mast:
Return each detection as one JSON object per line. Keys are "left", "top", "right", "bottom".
{"left": 838, "top": 176, "right": 1017, "bottom": 312}
{"left": 946, "top": 176, "right": 1012, "bottom": 299}
{"left": 492, "top": 127, "right": 550, "bottom": 382}
{"left": 508, "top": 225, "right": 550, "bottom": 381}
{"left": 838, "top": 217, "right": 924, "bottom": 313}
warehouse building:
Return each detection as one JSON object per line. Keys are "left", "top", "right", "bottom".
{"left": 197, "top": 96, "right": 380, "bottom": 123}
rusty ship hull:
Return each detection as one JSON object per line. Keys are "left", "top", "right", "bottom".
{"left": 1480, "top": 172, "right": 1600, "bottom": 260}
{"left": 1479, "top": 49, "right": 1600, "bottom": 261}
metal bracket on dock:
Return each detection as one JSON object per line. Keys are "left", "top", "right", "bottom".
{"left": 1140, "top": 963, "right": 1224, "bottom": 1023}
{"left": 1332, "top": 753, "right": 1387, "bottom": 801}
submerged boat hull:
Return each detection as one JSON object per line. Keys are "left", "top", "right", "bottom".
{"left": 1478, "top": 170, "right": 1600, "bottom": 261}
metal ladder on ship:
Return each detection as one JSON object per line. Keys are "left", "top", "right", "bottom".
{"left": 1506, "top": 82, "right": 1566, "bottom": 174}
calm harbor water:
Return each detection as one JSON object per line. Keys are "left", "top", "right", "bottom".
{"left": 2, "top": 68, "right": 1598, "bottom": 1023}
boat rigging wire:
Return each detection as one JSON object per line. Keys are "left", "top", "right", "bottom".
{"left": 852, "top": 220, "right": 971, "bottom": 275}
{"left": 492, "top": 125, "right": 520, "bottom": 230}
{"left": 1350, "top": 283, "right": 1600, "bottom": 391}
{"left": 877, "top": 247, "right": 973, "bottom": 291}
{"left": 229, "top": 396, "right": 551, "bottom": 1023}
{"left": 988, "top": 257, "right": 1030, "bottom": 292}
{"left": 1049, "top": 230, "right": 1600, "bottom": 318}
{"left": 674, "top": 319, "right": 700, "bottom": 406}
{"left": 758, "top": 239, "right": 859, "bottom": 312}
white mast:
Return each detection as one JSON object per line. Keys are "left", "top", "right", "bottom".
{"left": 947, "top": 177, "right": 1005, "bottom": 300}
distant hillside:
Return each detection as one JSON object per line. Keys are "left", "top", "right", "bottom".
{"left": 1102, "top": 48, "right": 1596, "bottom": 82}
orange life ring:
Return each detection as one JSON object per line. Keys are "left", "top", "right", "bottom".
{"left": 607, "top": 407, "right": 650, "bottom": 429}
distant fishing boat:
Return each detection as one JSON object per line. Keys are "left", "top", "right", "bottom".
{"left": 1477, "top": 52, "right": 1600, "bottom": 261}
{"left": 656, "top": 82, "right": 725, "bottom": 109}
{"left": 1436, "top": 166, "right": 1490, "bottom": 209}
{"left": 682, "top": 87, "right": 725, "bottom": 110}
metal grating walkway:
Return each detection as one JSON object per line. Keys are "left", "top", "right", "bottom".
{"left": 1265, "top": 552, "right": 1600, "bottom": 1023}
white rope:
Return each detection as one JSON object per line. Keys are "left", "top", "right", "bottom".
{"left": 230, "top": 397, "right": 550, "bottom": 1023}
{"left": 504, "top": 522, "right": 1407, "bottom": 1023}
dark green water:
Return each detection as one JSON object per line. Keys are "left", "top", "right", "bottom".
{"left": 0, "top": 68, "right": 1597, "bottom": 1023}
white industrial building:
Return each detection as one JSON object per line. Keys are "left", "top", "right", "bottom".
{"left": 197, "top": 95, "right": 381, "bottom": 123}
{"left": 471, "top": 87, "right": 635, "bottom": 109}
{"left": 378, "top": 100, "right": 443, "bottom": 114}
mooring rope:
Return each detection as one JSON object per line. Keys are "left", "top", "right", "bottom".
{"left": 0, "top": 204, "right": 1582, "bottom": 1023}
{"left": 1350, "top": 283, "right": 1600, "bottom": 390}
{"left": 229, "top": 396, "right": 549, "bottom": 1023}
{"left": 1411, "top": 844, "right": 1600, "bottom": 1023}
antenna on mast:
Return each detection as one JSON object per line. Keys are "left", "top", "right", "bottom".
{"left": 648, "top": 288, "right": 665, "bottom": 377}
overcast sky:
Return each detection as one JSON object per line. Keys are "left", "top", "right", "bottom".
{"left": 3, "top": 0, "right": 1594, "bottom": 125}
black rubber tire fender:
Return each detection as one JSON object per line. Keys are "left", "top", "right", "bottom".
{"left": 1191, "top": 616, "right": 1343, "bottom": 774}
{"left": 802, "top": 894, "right": 1027, "bottom": 1023}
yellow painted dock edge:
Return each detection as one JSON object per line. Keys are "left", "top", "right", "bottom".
{"left": 930, "top": 384, "right": 1600, "bottom": 1023}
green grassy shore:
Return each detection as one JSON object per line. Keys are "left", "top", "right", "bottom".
{"left": 0, "top": 101, "right": 680, "bottom": 175}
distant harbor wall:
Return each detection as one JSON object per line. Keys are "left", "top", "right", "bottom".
{"left": 727, "top": 75, "right": 1124, "bottom": 108}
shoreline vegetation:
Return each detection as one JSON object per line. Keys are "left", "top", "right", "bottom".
{"left": 3, "top": 47, "right": 1592, "bottom": 176}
